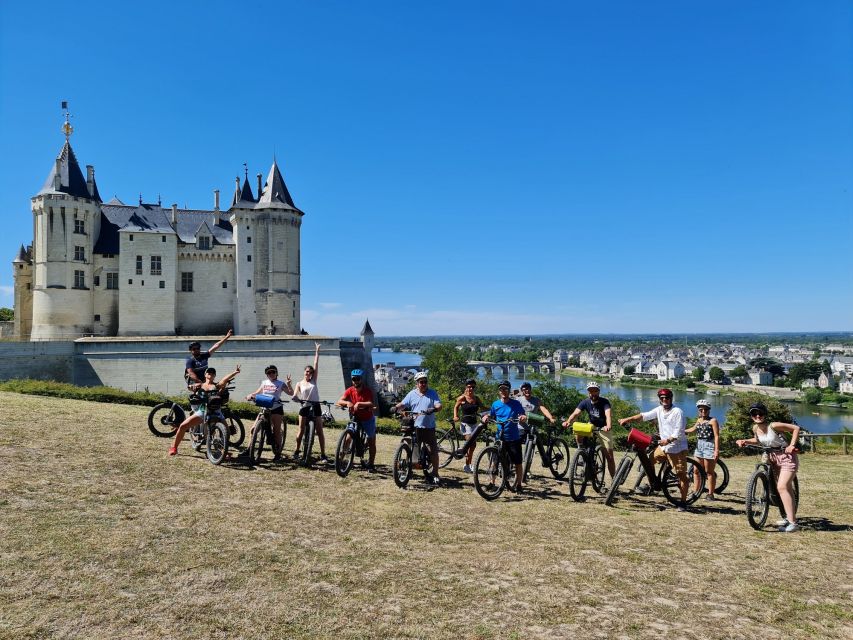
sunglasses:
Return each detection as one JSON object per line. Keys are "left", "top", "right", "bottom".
{"left": 750, "top": 411, "right": 766, "bottom": 418}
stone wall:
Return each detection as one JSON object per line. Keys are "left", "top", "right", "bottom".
{"left": 0, "top": 341, "right": 75, "bottom": 381}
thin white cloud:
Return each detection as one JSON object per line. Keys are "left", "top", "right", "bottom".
{"left": 319, "top": 302, "right": 343, "bottom": 309}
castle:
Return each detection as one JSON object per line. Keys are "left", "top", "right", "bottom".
{"left": 13, "top": 116, "right": 303, "bottom": 339}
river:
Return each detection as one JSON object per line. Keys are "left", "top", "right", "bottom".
{"left": 371, "top": 349, "right": 851, "bottom": 434}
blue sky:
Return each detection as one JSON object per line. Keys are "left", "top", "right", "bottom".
{"left": 1, "top": 1, "right": 851, "bottom": 336}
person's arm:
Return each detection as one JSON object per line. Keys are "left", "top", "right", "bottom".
{"left": 246, "top": 383, "right": 264, "bottom": 401}
{"left": 282, "top": 375, "right": 294, "bottom": 396}
{"left": 603, "top": 406, "right": 613, "bottom": 431}
{"left": 711, "top": 418, "right": 720, "bottom": 458}
{"left": 453, "top": 395, "right": 465, "bottom": 421}
{"left": 185, "top": 356, "right": 202, "bottom": 384}
{"left": 562, "top": 407, "right": 582, "bottom": 428}
{"left": 312, "top": 342, "right": 321, "bottom": 378}
{"left": 619, "top": 413, "right": 643, "bottom": 427}
{"left": 539, "top": 403, "right": 555, "bottom": 424}
{"left": 736, "top": 426, "right": 759, "bottom": 448}
{"left": 771, "top": 422, "right": 801, "bottom": 453}
{"left": 218, "top": 364, "right": 241, "bottom": 388}
{"left": 208, "top": 329, "right": 233, "bottom": 355}
{"left": 336, "top": 389, "right": 351, "bottom": 409}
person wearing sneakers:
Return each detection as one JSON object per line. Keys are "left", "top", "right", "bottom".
{"left": 246, "top": 365, "right": 293, "bottom": 462}
{"left": 292, "top": 342, "right": 330, "bottom": 465}
{"left": 394, "top": 371, "right": 443, "bottom": 486}
{"left": 336, "top": 369, "right": 377, "bottom": 472}
{"left": 736, "top": 402, "right": 802, "bottom": 532}
{"left": 563, "top": 381, "right": 616, "bottom": 480}
{"left": 619, "top": 388, "right": 690, "bottom": 511}
{"left": 685, "top": 399, "right": 721, "bottom": 500}
{"left": 453, "top": 379, "right": 487, "bottom": 473}
{"left": 170, "top": 365, "right": 241, "bottom": 456}
{"left": 481, "top": 380, "right": 527, "bottom": 493}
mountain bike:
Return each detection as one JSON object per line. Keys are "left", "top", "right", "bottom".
{"left": 148, "top": 388, "right": 245, "bottom": 447}
{"left": 743, "top": 445, "right": 800, "bottom": 530}
{"left": 248, "top": 397, "right": 288, "bottom": 465}
{"left": 335, "top": 414, "right": 370, "bottom": 477}
{"left": 292, "top": 399, "right": 335, "bottom": 467}
{"left": 436, "top": 418, "right": 493, "bottom": 468}
{"left": 605, "top": 430, "right": 661, "bottom": 506}
{"left": 472, "top": 419, "right": 521, "bottom": 501}
{"left": 391, "top": 412, "right": 437, "bottom": 489}
{"left": 185, "top": 391, "right": 230, "bottom": 465}
{"left": 567, "top": 423, "right": 608, "bottom": 501}
{"left": 687, "top": 456, "right": 730, "bottom": 495}
{"left": 520, "top": 412, "right": 571, "bottom": 481}
{"left": 630, "top": 449, "right": 707, "bottom": 506}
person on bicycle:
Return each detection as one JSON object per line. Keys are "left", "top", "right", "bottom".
{"left": 685, "top": 399, "right": 721, "bottom": 500}
{"left": 736, "top": 402, "right": 801, "bottom": 532}
{"left": 336, "top": 369, "right": 377, "bottom": 472}
{"left": 394, "top": 371, "right": 443, "bottom": 486}
{"left": 619, "top": 388, "right": 690, "bottom": 511}
{"left": 453, "top": 379, "right": 487, "bottom": 473}
{"left": 562, "top": 382, "right": 616, "bottom": 480}
{"left": 481, "top": 380, "right": 527, "bottom": 493}
{"left": 292, "top": 342, "right": 330, "bottom": 464}
{"left": 170, "top": 365, "right": 241, "bottom": 456}
{"left": 185, "top": 329, "right": 233, "bottom": 387}
{"left": 246, "top": 365, "right": 294, "bottom": 462}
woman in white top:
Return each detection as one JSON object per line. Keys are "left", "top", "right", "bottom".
{"left": 291, "top": 342, "right": 329, "bottom": 464}
{"left": 246, "top": 364, "right": 293, "bottom": 461}
{"left": 736, "top": 401, "right": 801, "bottom": 532}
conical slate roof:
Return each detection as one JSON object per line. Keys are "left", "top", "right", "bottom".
{"left": 256, "top": 160, "right": 298, "bottom": 209}
{"left": 38, "top": 141, "right": 92, "bottom": 199}
{"left": 361, "top": 319, "right": 374, "bottom": 336}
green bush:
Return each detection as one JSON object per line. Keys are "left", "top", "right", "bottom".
{"left": 721, "top": 392, "right": 794, "bottom": 455}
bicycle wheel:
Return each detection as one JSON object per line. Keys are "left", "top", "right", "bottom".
{"left": 206, "top": 421, "right": 229, "bottom": 465}
{"left": 335, "top": 429, "right": 356, "bottom": 477}
{"left": 715, "top": 458, "right": 730, "bottom": 494}
{"left": 591, "top": 446, "right": 607, "bottom": 494}
{"left": 661, "top": 458, "right": 705, "bottom": 505}
{"left": 224, "top": 411, "right": 245, "bottom": 448}
{"left": 473, "top": 445, "right": 506, "bottom": 500}
{"left": 436, "top": 426, "right": 459, "bottom": 469}
{"left": 392, "top": 441, "right": 413, "bottom": 488}
{"left": 605, "top": 456, "right": 634, "bottom": 506}
{"left": 190, "top": 424, "right": 205, "bottom": 452}
{"left": 522, "top": 435, "right": 536, "bottom": 482}
{"left": 147, "top": 402, "right": 182, "bottom": 438}
{"left": 568, "top": 449, "right": 589, "bottom": 501}
{"left": 249, "top": 420, "right": 267, "bottom": 465}
{"left": 547, "top": 438, "right": 571, "bottom": 479}
{"left": 745, "top": 469, "right": 770, "bottom": 529}
{"left": 299, "top": 419, "right": 315, "bottom": 467}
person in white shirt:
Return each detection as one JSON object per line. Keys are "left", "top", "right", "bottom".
{"left": 619, "top": 388, "right": 690, "bottom": 510}
{"left": 291, "top": 343, "right": 329, "bottom": 464}
{"left": 246, "top": 364, "right": 293, "bottom": 461}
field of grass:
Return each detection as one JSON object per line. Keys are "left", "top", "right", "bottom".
{"left": 1, "top": 390, "right": 851, "bottom": 639}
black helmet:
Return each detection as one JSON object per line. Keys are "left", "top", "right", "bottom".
{"left": 749, "top": 402, "right": 768, "bottom": 416}
{"left": 520, "top": 382, "right": 532, "bottom": 390}
{"left": 465, "top": 379, "right": 477, "bottom": 387}
{"left": 188, "top": 341, "right": 201, "bottom": 350}
{"left": 265, "top": 365, "right": 278, "bottom": 374}
{"left": 498, "top": 380, "right": 511, "bottom": 390}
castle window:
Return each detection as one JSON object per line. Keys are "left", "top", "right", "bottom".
{"left": 128, "top": 279, "right": 133, "bottom": 285}
{"left": 181, "top": 272, "right": 194, "bottom": 292}
{"left": 198, "top": 236, "right": 211, "bottom": 250}
{"left": 150, "top": 255, "right": 162, "bottom": 275}
{"left": 74, "top": 246, "right": 85, "bottom": 261}
{"left": 247, "top": 236, "right": 252, "bottom": 243}
{"left": 94, "top": 314, "right": 101, "bottom": 322}
{"left": 247, "top": 255, "right": 252, "bottom": 262}
{"left": 74, "top": 219, "right": 85, "bottom": 234}
{"left": 247, "top": 279, "right": 252, "bottom": 288}
{"left": 162, "top": 235, "right": 167, "bottom": 242}
{"left": 61, "top": 207, "right": 66, "bottom": 215}
{"left": 222, "top": 281, "right": 227, "bottom": 289}
{"left": 73, "top": 270, "right": 85, "bottom": 289}
{"left": 141, "top": 280, "right": 144, "bottom": 286}
{"left": 106, "top": 273, "right": 118, "bottom": 290}
{"left": 159, "top": 281, "right": 165, "bottom": 289}
{"left": 129, "top": 234, "right": 134, "bottom": 241}
{"left": 94, "top": 276, "right": 100, "bottom": 287}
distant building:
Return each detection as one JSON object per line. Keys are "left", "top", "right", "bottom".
{"left": 748, "top": 369, "right": 773, "bottom": 386}
{"left": 818, "top": 372, "right": 836, "bottom": 390}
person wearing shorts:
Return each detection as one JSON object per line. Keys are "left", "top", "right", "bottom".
{"left": 336, "top": 369, "right": 377, "bottom": 471}
{"left": 619, "top": 388, "right": 690, "bottom": 511}
{"left": 395, "top": 371, "right": 443, "bottom": 485}
{"left": 170, "top": 365, "right": 241, "bottom": 456}
{"left": 246, "top": 365, "right": 294, "bottom": 462}
{"left": 453, "top": 379, "right": 487, "bottom": 473}
{"left": 292, "top": 342, "right": 329, "bottom": 464}
{"left": 563, "top": 381, "right": 616, "bottom": 479}
{"left": 685, "top": 399, "right": 720, "bottom": 499}
{"left": 482, "top": 380, "right": 527, "bottom": 493}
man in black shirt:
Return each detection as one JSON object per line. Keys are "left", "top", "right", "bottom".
{"left": 185, "top": 329, "right": 233, "bottom": 387}
{"left": 562, "top": 381, "right": 616, "bottom": 479}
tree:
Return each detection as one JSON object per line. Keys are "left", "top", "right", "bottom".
{"left": 722, "top": 392, "right": 794, "bottom": 454}
{"left": 0, "top": 307, "right": 12, "bottom": 321}
{"left": 419, "top": 343, "right": 476, "bottom": 420}
{"left": 623, "top": 365, "right": 636, "bottom": 375}
{"left": 803, "top": 388, "right": 822, "bottom": 405}
{"left": 748, "top": 357, "right": 784, "bottom": 377}
{"left": 730, "top": 365, "right": 748, "bottom": 379}
{"left": 708, "top": 366, "right": 724, "bottom": 382}
{"left": 692, "top": 366, "right": 705, "bottom": 381}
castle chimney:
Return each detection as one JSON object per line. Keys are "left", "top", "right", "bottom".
{"left": 214, "top": 189, "right": 220, "bottom": 210}
{"left": 171, "top": 204, "right": 178, "bottom": 225}
{"left": 86, "top": 165, "right": 95, "bottom": 197}
{"left": 257, "top": 173, "right": 263, "bottom": 200}
{"left": 54, "top": 158, "right": 62, "bottom": 190}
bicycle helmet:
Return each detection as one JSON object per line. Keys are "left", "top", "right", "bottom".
{"left": 520, "top": 382, "right": 532, "bottom": 390}
{"left": 206, "top": 367, "right": 217, "bottom": 377}
{"left": 498, "top": 380, "right": 511, "bottom": 390}
{"left": 749, "top": 402, "right": 768, "bottom": 416}
{"left": 413, "top": 371, "right": 428, "bottom": 382}
{"left": 188, "top": 341, "right": 201, "bottom": 350}
{"left": 586, "top": 381, "right": 600, "bottom": 390}
{"left": 350, "top": 369, "right": 364, "bottom": 378}
{"left": 657, "top": 388, "right": 673, "bottom": 398}
{"left": 696, "top": 399, "right": 712, "bottom": 408}
{"left": 265, "top": 365, "right": 278, "bottom": 374}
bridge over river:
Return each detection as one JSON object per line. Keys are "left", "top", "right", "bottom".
{"left": 376, "top": 360, "right": 556, "bottom": 377}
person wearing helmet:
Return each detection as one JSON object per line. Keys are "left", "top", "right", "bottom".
{"left": 246, "top": 365, "right": 294, "bottom": 461}
{"left": 170, "top": 364, "right": 241, "bottom": 456}
{"left": 562, "top": 381, "right": 616, "bottom": 479}
{"left": 685, "top": 399, "right": 721, "bottom": 499}
{"left": 481, "top": 380, "right": 528, "bottom": 493}
{"left": 394, "top": 371, "right": 443, "bottom": 485}
{"left": 184, "top": 329, "right": 233, "bottom": 387}
{"left": 619, "top": 388, "right": 690, "bottom": 511}
{"left": 336, "top": 369, "right": 377, "bottom": 471}
{"left": 453, "top": 379, "right": 487, "bottom": 473}
{"left": 736, "top": 402, "right": 802, "bottom": 532}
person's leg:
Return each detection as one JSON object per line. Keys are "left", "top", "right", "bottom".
{"left": 293, "top": 416, "right": 306, "bottom": 456}
{"left": 271, "top": 414, "right": 284, "bottom": 456}
{"left": 776, "top": 467, "right": 797, "bottom": 524}
{"left": 464, "top": 433, "right": 474, "bottom": 465}
{"left": 316, "top": 416, "right": 326, "bottom": 457}
{"left": 705, "top": 458, "right": 717, "bottom": 496}
{"left": 171, "top": 414, "right": 202, "bottom": 453}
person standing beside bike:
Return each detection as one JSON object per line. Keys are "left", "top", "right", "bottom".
{"left": 336, "top": 369, "right": 377, "bottom": 472}
{"left": 481, "top": 380, "right": 527, "bottom": 493}
{"left": 685, "top": 399, "right": 721, "bottom": 500}
{"left": 246, "top": 365, "right": 294, "bottom": 462}
{"left": 453, "top": 379, "right": 487, "bottom": 473}
{"left": 736, "top": 402, "right": 801, "bottom": 532}
{"left": 518, "top": 382, "right": 557, "bottom": 426}
{"left": 170, "top": 365, "right": 241, "bottom": 456}
{"left": 292, "top": 342, "right": 330, "bottom": 465}
{"left": 394, "top": 371, "right": 443, "bottom": 486}
{"left": 185, "top": 329, "right": 233, "bottom": 387}
{"left": 619, "top": 388, "right": 690, "bottom": 511}
{"left": 563, "top": 382, "right": 616, "bottom": 480}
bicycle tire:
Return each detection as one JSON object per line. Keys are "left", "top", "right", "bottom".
{"left": 715, "top": 458, "right": 730, "bottom": 494}
{"left": 190, "top": 424, "right": 205, "bottom": 452}
{"left": 206, "top": 420, "right": 229, "bottom": 465}
{"left": 521, "top": 433, "right": 536, "bottom": 482}
{"left": 148, "top": 402, "right": 181, "bottom": 438}
{"left": 249, "top": 420, "right": 267, "bottom": 465}
{"left": 591, "top": 445, "right": 607, "bottom": 494}
{"left": 605, "top": 456, "right": 633, "bottom": 506}
{"left": 660, "top": 458, "right": 705, "bottom": 505}
{"left": 392, "top": 441, "right": 413, "bottom": 488}
{"left": 473, "top": 445, "right": 506, "bottom": 500}
{"left": 547, "top": 438, "right": 571, "bottom": 479}
{"left": 745, "top": 469, "right": 770, "bottom": 529}
{"left": 436, "top": 425, "right": 459, "bottom": 469}
{"left": 568, "top": 449, "right": 589, "bottom": 501}
{"left": 335, "top": 428, "right": 356, "bottom": 477}
{"left": 224, "top": 411, "right": 245, "bottom": 448}
{"left": 299, "top": 419, "right": 315, "bottom": 467}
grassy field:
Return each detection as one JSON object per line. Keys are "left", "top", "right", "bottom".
{"left": 1, "top": 391, "right": 851, "bottom": 640}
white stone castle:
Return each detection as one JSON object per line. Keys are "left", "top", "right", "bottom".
{"left": 13, "top": 116, "right": 303, "bottom": 339}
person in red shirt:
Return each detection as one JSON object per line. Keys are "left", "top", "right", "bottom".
{"left": 336, "top": 369, "right": 377, "bottom": 471}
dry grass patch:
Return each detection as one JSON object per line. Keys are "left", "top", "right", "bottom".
{"left": 0, "top": 391, "right": 851, "bottom": 639}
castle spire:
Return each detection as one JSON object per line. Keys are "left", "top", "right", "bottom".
{"left": 61, "top": 101, "right": 73, "bottom": 141}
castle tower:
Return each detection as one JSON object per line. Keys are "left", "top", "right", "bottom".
{"left": 230, "top": 159, "right": 302, "bottom": 335}
{"left": 12, "top": 245, "right": 33, "bottom": 338}
{"left": 29, "top": 114, "right": 103, "bottom": 339}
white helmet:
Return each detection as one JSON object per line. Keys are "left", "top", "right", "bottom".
{"left": 586, "top": 381, "right": 600, "bottom": 390}
{"left": 696, "top": 399, "right": 712, "bottom": 408}
{"left": 413, "top": 371, "right": 428, "bottom": 382}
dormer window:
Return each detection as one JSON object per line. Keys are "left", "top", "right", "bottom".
{"left": 198, "top": 236, "right": 211, "bottom": 250}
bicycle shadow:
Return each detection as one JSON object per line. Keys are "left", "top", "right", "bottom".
{"left": 795, "top": 516, "right": 851, "bottom": 532}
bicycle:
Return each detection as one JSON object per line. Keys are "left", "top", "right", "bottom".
{"left": 743, "top": 444, "right": 800, "bottom": 530}
{"left": 148, "top": 388, "right": 245, "bottom": 448}
{"left": 567, "top": 422, "right": 608, "bottom": 501}
{"left": 629, "top": 445, "right": 707, "bottom": 506}
{"left": 335, "top": 414, "right": 370, "bottom": 477}
{"left": 391, "top": 412, "right": 437, "bottom": 489}
{"left": 687, "top": 456, "right": 730, "bottom": 495}
{"left": 472, "top": 418, "right": 521, "bottom": 500}
{"left": 184, "top": 390, "right": 230, "bottom": 465}
{"left": 604, "top": 429, "right": 661, "bottom": 506}
{"left": 520, "top": 412, "right": 571, "bottom": 482}
{"left": 292, "top": 399, "right": 335, "bottom": 467}
{"left": 248, "top": 396, "right": 288, "bottom": 465}
{"left": 435, "top": 418, "right": 493, "bottom": 469}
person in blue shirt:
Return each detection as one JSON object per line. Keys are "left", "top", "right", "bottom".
{"left": 394, "top": 371, "right": 443, "bottom": 485}
{"left": 481, "top": 380, "right": 527, "bottom": 492}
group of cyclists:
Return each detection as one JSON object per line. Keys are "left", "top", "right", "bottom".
{"left": 168, "top": 331, "right": 803, "bottom": 531}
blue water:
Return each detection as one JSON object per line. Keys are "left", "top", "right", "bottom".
{"left": 371, "top": 349, "right": 850, "bottom": 434}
